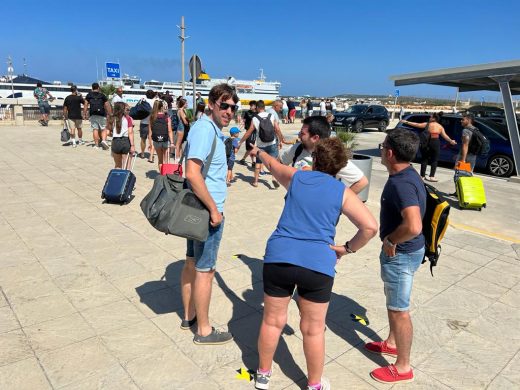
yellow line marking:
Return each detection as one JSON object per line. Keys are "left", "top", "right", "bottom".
{"left": 449, "top": 222, "right": 520, "bottom": 243}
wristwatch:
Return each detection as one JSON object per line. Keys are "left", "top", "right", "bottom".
{"left": 344, "top": 241, "right": 356, "bottom": 254}
{"left": 384, "top": 237, "right": 396, "bottom": 248}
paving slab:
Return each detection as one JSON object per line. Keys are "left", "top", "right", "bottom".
{"left": 0, "top": 124, "right": 518, "bottom": 388}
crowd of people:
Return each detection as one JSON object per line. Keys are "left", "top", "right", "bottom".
{"left": 43, "top": 82, "right": 438, "bottom": 389}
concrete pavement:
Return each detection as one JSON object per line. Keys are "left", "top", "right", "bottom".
{"left": 0, "top": 123, "right": 519, "bottom": 389}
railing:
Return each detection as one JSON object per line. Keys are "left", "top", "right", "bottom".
{"left": 23, "top": 107, "right": 64, "bottom": 121}
{"left": 0, "top": 107, "right": 14, "bottom": 120}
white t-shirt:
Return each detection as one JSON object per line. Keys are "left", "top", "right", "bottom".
{"left": 320, "top": 101, "right": 326, "bottom": 112}
{"left": 282, "top": 100, "right": 288, "bottom": 110}
{"left": 252, "top": 111, "right": 277, "bottom": 147}
{"left": 280, "top": 143, "right": 364, "bottom": 188}
{"left": 112, "top": 115, "right": 133, "bottom": 138}
{"left": 112, "top": 94, "right": 124, "bottom": 104}
{"left": 331, "top": 101, "right": 337, "bottom": 110}
{"left": 266, "top": 108, "right": 280, "bottom": 124}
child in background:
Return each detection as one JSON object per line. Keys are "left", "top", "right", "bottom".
{"left": 226, "top": 127, "right": 241, "bottom": 185}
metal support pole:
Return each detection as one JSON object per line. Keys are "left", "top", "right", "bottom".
{"left": 192, "top": 56, "right": 197, "bottom": 109}
{"left": 177, "top": 17, "right": 189, "bottom": 97}
{"left": 454, "top": 87, "right": 459, "bottom": 112}
{"left": 492, "top": 75, "right": 520, "bottom": 180}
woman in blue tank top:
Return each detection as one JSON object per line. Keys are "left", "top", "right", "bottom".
{"left": 252, "top": 138, "right": 378, "bottom": 390}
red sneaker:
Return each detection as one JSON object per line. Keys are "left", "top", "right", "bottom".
{"left": 370, "top": 364, "right": 414, "bottom": 384}
{"left": 364, "top": 340, "right": 398, "bottom": 357}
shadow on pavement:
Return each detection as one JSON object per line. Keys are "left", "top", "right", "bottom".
{"left": 326, "top": 292, "right": 389, "bottom": 367}
{"left": 215, "top": 254, "right": 307, "bottom": 385}
{"left": 135, "top": 260, "right": 185, "bottom": 319}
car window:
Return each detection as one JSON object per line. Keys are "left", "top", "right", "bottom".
{"left": 442, "top": 117, "right": 462, "bottom": 140}
{"left": 366, "top": 107, "right": 373, "bottom": 114}
{"left": 345, "top": 105, "right": 367, "bottom": 114}
{"left": 407, "top": 115, "right": 430, "bottom": 123}
{"left": 374, "top": 106, "right": 384, "bottom": 114}
{"left": 474, "top": 121, "right": 506, "bottom": 141}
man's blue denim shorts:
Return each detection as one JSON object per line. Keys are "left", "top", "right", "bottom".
{"left": 186, "top": 218, "right": 225, "bottom": 272}
{"left": 379, "top": 247, "right": 425, "bottom": 311}
{"left": 256, "top": 143, "right": 279, "bottom": 163}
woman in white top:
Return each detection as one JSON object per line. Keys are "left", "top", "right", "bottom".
{"left": 110, "top": 102, "right": 135, "bottom": 168}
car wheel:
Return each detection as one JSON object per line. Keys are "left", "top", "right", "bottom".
{"left": 354, "top": 121, "right": 363, "bottom": 133}
{"left": 378, "top": 120, "right": 388, "bottom": 132}
{"left": 487, "top": 154, "right": 514, "bottom": 177}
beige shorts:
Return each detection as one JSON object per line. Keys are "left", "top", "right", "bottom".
{"left": 66, "top": 119, "right": 82, "bottom": 130}
{"left": 90, "top": 115, "right": 107, "bottom": 131}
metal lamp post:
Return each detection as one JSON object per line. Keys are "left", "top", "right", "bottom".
{"left": 7, "top": 56, "right": 15, "bottom": 98}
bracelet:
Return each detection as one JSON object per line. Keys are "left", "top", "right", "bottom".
{"left": 344, "top": 241, "right": 356, "bottom": 254}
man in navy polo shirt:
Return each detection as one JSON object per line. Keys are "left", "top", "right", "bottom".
{"left": 366, "top": 128, "right": 426, "bottom": 384}
{"left": 180, "top": 83, "right": 239, "bottom": 345}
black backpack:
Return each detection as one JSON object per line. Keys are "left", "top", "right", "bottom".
{"left": 130, "top": 99, "right": 152, "bottom": 120}
{"left": 224, "top": 137, "right": 233, "bottom": 159}
{"left": 88, "top": 92, "right": 106, "bottom": 116}
{"left": 468, "top": 126, "right": 490, "bottom": 156}
{"left": 255, "top": 113, "right": 275, "bottom": 142}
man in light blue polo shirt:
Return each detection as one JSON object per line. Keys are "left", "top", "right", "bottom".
{"left": 181, "top": 83, "right": 239, "bottom": 346}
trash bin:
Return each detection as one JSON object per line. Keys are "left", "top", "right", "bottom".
{"left": 348, "top": 154, "right": 373, "bottom": 202}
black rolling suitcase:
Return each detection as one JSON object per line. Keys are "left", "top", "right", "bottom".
{"left": 101, "top": 153, "right": 136, "bottom": 204}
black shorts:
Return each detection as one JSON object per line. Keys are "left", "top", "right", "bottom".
{"left": 245, "top": 140, "right": 254, "bottom": 151}
{"left": 227, "top": 159, "right": 235, "bottom": 170}
{"left": 139, "top": 123, "right": 148, "bottom": 139}
{"left": 111, "top": 137, "right": 130, "bottom": 154}
{"left": 263, "top": 263, "right": 334, "bottom": 303}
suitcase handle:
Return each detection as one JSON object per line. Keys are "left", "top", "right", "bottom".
{"left": 124, "top": 152, "right": 137, "bottom": 171}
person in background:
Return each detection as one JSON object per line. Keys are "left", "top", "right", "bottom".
{"left": 238, "top": 100, "right": 286, "bottom": 188}
{"left": 238, "top": 100, "right": 257, "bottom": 166}
{"left": 401, "top": 113, "right": 456, "bottom": 182}
{"left": 281, "top": 98, "right": 289, "bottom": 124}
{"left": 148, "top": 100, "right": 173, "bottom": 171}
{"left": 287, "top": 98, "right": 296, "bottom": 123}
{"left": 300, "top": 98, "right": 307, "bottom": 121}
{"left": 195, "top": 102, "right": 206, "bottom": 120}
{"left": 226, "top": 127, "right": 241, "bottom": 185}
{"left": 366, "top": 129, "right": 425, "bottom": 384}
{"left": 110, "top": 102, "right": 135, "bottom": 168}
{"left": 252, "top": 137, "right": 378, "bottom": 390}
{"left": 138, "top": 90, "right": 157, "bottom": 161}
{"left": 112, "top": 87, "right": 124, "bottom": 104}
{"left": 63, "top": 85, "right": 85, "bottom": 147}
{"left": 83, "top": 82, "right": 112, "bottom": 150}
{"left": 319, "top": 99, "right": 326, "bottom": 116}
{"left": 457, "top": 113, "right": 478, "bottom": 172}
{"left": 175, "top": 97, "right": 190, "bottom": 160}
{"left": 34, "top": 82, "right": 54, "bottom": 126}
{"left": 306, "top": 98, "right": 314, "bottom": 117}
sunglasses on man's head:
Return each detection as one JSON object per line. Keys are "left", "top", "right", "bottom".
{"left": 217, "top": 102, "right": 238, "bottom": 112}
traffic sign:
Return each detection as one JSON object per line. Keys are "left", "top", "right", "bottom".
{"left": 106, "top": 62, "right": 121, "bottom": 79}
{"left": 395, "top": 89, "right": 400, "bottom": 97}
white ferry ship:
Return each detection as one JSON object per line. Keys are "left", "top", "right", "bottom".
{"left": 0, "top": 69, "right": 281, "bottom": 105}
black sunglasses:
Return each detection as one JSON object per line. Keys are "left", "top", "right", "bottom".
{"left": 378, "top": 143, "right": 387, "bottom": 150}
{"left": 217, "top": 102, "right": 238, "bottom": 112}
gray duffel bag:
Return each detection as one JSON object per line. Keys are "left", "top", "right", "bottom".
{"left": 140, "top": 132, "right": 217, "bottom": 242}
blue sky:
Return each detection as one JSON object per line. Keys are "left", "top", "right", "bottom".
{"left": 4, "top": 0, "right": 519, "bottom": 100}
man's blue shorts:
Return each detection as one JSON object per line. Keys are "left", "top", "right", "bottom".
{"left": 186, "top": 218, "right": 225, "bottom": 272}
{"left": 380, "top": 247, "right": 425, "bottom": 311}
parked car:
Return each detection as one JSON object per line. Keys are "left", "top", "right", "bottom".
{"left": 333, "top": 104, "right": 389, "bottom": 132}
{"left": 395, "top": 113, "right": 516, "bottom": 177}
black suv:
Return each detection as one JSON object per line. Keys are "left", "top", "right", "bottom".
{"left": 333, "top": 104, "right": 390, "bottom": 132}
{"left": 396, "top": 113, "right": 516, "bottom": 177}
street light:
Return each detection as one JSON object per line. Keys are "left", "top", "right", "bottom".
{"left": 7, "top": 56, "right": 15, "bottom": 98}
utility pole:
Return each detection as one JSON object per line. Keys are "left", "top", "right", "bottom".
{"left": 177, "top": 16, "right": 190, "bottom": 97}
{"left": 7, "top": 56, "right": 15, "bottom": 98}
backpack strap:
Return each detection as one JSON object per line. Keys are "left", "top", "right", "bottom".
{"left": 178, "top": 121, "right": 218, "bottom": 179}
{"left": 291, "top": 143, "right": 305, "bottom": 167}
